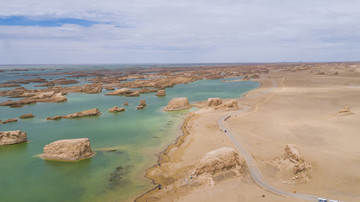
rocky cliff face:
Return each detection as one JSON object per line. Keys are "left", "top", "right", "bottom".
{"left": 41, "top": 138, "right": 94, "bottom": 161}
{"left": 0, "top": 130, "right": 27, "bottom": 146}
{"left": 163, "top": 97, "right": 190, "bottom": 111}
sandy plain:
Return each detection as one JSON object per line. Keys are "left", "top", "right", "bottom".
{"left": 137, "top": 63, "right": 360, "bottom": 202}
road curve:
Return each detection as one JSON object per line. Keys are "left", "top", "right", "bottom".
{"left": 217, "top": 79, "right": 324, "bottom": 201}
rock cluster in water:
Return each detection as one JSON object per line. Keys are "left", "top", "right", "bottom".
{"left": 0, "top": 130, "right": 27, "bottom": 146}
{"left": 41, "top": 138, "right": 95, "bottom": 161}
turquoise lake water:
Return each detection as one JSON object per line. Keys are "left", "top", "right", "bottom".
{"left": 0, "top": 69, "right": 259, "bottom": 202}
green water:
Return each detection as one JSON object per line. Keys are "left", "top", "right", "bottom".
{"left": 0, "top": 78, "right": 259, "bottom": 202}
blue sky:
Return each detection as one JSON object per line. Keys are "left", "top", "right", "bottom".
{"left": 0, "top": 0, "right": 359, "bottom": 64}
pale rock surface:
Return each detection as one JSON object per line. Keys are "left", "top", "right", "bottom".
{"left": 62, "top": 108, "right": 101, "bottom": 119}
{"left": 193, "top": 147, "right": 245, "bottom": 176}
{"left": 184, "top": 147, "right": 246, "bottom": 187}
{"left": 207, "top": 98, "right": 222, "bottom": 107}
{"left": 221, "top": 99, "right": 238, "bottom": 109}
{"left": 47, "top": 108, "right": 101, "bottom": 120}
{"left": 137, "top": 100, "right": 146, "bottom": 109}
{"left": 108, "top": 106, "right": 125, "bottom": 112}
{"left": 105, "top": 88, "right": 131, "bottom": 95}
{"left": 338, "top": 106, "right": 353, "bottom": 115}
{"left": 267, "top": 144, "right": 312, "bottom": 184}
{"left": 0, "top": 130, "right": 27, "bottom": 145}
{"left": 2, "top": 119, "right": 18, "bottom": 124}
{"left": 156, "top": 89, "right": 166, "bottom": 96}
{"left": 41, "top": 138, "right": 94, "bottom": 161}
{"left": 163, "top": 97, "right": 190, "bottom": 111}
{"left": 19, "top": 113, "right": 35, "bottom": 119}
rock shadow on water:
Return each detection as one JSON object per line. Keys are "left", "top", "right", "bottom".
{"left": 108, "top": 165, "right": 133, "bottom": 189}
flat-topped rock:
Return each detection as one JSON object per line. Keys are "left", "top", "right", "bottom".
{"left": 62, "top": 108, "right": 101, "bottom": 119}
{"left": 47, "top": 108, "right": 101, "bottom": 120}
{"left": 19, "top": 113, "right": 35, "bottom": 119}
{"left": 163, "top": 97, "right": 190, "bottom": 111}
{"left": 2, "top": 119, "right": 18, "bottom": 124}
{"left": 105, "top": 88, "right": 132, "bottom": 96}
{"left": 108, "top": 106, "right": 125, "bottom": 112}
{"left": 41, "top": 138, "right": 94, "bottom": 161}
{"left": 0, "top": 130, "right": 27, "bottom": 145}
{"left": 156, "top": 89, "right": 166, "bottom": 96}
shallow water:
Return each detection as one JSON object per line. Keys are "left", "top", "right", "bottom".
{"left": 0, "top": 70, "right": 259, "bottom": 202}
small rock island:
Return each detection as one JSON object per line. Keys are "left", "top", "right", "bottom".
{"left": 41, "top": 138, "right": 95, "bottom": 161}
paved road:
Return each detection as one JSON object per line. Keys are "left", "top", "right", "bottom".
{"left": 217, "top": 79, "right": 333, "bottom": 201}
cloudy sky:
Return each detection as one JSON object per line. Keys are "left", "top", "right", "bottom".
{"left": 0, "top": 0, "right": 359, "bottom": 64}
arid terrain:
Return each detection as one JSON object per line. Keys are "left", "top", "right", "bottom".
{"left": 136, "top": 62, "right": 360, "bottom": 202}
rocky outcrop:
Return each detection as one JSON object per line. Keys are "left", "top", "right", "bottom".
{"left": 338, "top": 106, "right": 353, "bottom": 115}
{"left": 105, "top": 88, "right": 132, "bottom": 96}
{"left": 126, "top": 91, "right": 140, "bottom": 97}
{"left": 207, "top": 98, "right": 222, "bottom": 107}
{"left": 53, "top": 79, "right": 78, "bottom": 85}
{"left": 108, "top": 106, "right": 125, "bottom": 112}
{"left": 47, "top": 108, "right": 101, "bottom": 120}
{"left": 0, "top": 83, "right": 20, "bottom": 88}
{"left": 105, "top": 86, "right": 115, "bottom": 91}
{"left": 220, "top": 99, "right": 238, "bottom": 110}
{"left": 6, "top": 77, "right": 47, "bottom": 84}
{"left": 65, "top": 83, "right": 102, "bottom": 94}
{"left": 193, "top": 147, "right": 245, "bottom": 176}
{"left": 2, "top": 119, "right": 18, "bottom": 124}
{"left": 124, "top": 102, "right": 129, "bottom": 106}
{"left": 139, "top": 88, "right": 158, "bottom": 94}
{"left": 163, "top": 97, "right": 190, "bottom": 111}
{"left": 0, "top": 91, "right": 67, "bottom": 108}
{"left": 137, "top": 100, "right": 146, "bottom": 109}
{"left": 47, "top": 115, "right": 62, "bottom": 120}
{"left": 156, "top": 89, "right": 166, "bottom": 96}
{"left": 0, "top": 130, "right": 27, "bottom": 145}
{"left": 19, "top": 113, "right": 34, "bottom": 119}
{"left": 181, "top": 148, "right": 246, "bottom": 187}
{"left": 266, "top": 144, "right": 312, "bottom": 184}
{"left": 41, "top": 138, "right": 94, "bottom": 161}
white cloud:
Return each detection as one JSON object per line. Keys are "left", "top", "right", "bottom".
{"left": 0, "top": 0, "right": 359, "bottom": 64}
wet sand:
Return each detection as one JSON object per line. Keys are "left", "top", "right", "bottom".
{"left": 137, "top": 63, "right": 360, "bottom": 202}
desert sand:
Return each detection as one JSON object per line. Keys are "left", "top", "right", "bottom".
{"left": 137, "top": 63, "right": 360, "bottom": 202}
